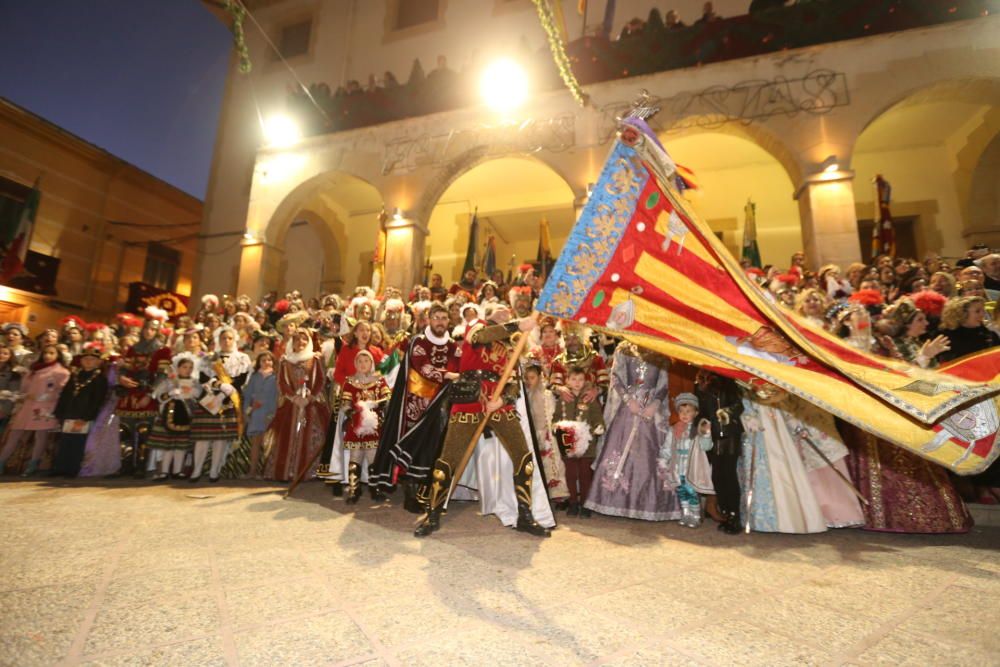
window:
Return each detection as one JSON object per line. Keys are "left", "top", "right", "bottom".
{"left": 394, "top": 0, "right": 439, "bottom": 30}
{"left": 0, "top": 175, "right": 31, "bottom": 232}
{"left": 143, "top": 242, "right": 180, "bottom": 291}
{"left": 275, "top": 19, "right": 312, "bottom": 60}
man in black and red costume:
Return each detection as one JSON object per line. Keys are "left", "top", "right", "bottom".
{"left": 414, "top": 304, "right": 550, "bottom": 538}
{"left": 372, "top": 303, "right": 458, "bottom": 511}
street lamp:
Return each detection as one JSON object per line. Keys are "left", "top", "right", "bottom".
{"left": 480, "top": 59, "right": 528, "bottom": 113}
{"left": 263, "top": 114, "right": 302, "bottom": 148}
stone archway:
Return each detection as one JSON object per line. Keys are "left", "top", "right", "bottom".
{"left": 852, "top": 78, "right": 1000, "bottom": 260}
{"left": 423, "top": 154, "right": 577, "bottom": 284}
{"left": 239, "top": 170, "right": 384, "bottom": 299}
{"left": 658, "top": 122, "right": 802, "bottom": 268}
{"left": 966, "top": 131, "right": 1000, "bottom": 248}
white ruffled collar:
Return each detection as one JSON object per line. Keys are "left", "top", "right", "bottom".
{"left": 423, "top": 326, "right": 449, "bottom": 346}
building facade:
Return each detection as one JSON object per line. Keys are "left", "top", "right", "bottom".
{"left": 199, "top": 0, "right": 1000, "bottom": 302}
{"left": 0, "top": 98, "right": 201, "bottom": 329}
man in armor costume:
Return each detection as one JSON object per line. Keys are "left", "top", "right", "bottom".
{"left": 414, "top": 304, "right": 550, "bottom": 538}
{"left": 549, "top": 323, "right": 609, "bottom": 403}
{"left": 371, "top": 304, "right": 458, "bottom": 512}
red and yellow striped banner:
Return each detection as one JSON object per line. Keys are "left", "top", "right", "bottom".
{"left": 537, "top": 121, "right": 1000, "bottom": 475}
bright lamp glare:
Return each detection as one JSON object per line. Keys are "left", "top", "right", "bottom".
{"left": 263, "top": 114, "right": 301, "bottom": 147}
{"left": 480, "top": 59, "right": 528, "bottom": 112}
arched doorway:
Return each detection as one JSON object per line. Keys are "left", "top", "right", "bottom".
{"left": 426, "top": 156, "right": 576, "bottom": 285}
{"left": 263, "top": 171, "right": 384, "bottom": 298}
{"left": 967, "top": 131, "right": 1000, "bottom": 249}
{"left": 660, "top": 129, "right": 801, "bottom": 268}
{"left": 853, "top": 79, "right": 1000, "bottom": 262}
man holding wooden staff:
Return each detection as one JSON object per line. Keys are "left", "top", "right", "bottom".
{"left": 414, "top": 303, "right": 551, "bottom": 538}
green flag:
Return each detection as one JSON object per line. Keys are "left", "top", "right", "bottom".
{"left": 741, "top": 198, "right": 761, "bottom": 268}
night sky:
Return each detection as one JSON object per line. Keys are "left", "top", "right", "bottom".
{"left": 0, "top": 1, "right": 232, "bottom": 200}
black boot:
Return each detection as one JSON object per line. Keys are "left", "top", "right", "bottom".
{"left": 513, "top": 454, "right": 551, "bottom": 538}
{"left": 368, "top": 465, "right": 384, "bottom": 501}
{"left": 414, "top": 460, "right": 451, "bottom": 538}
{"left": 402, "top": 482, "right": 423, "bottom": 514}
{"left": 345, "top": 462, "right": 362, "bottom": 505}
{"left": 719, "top": 510, "right": 742, "bottom": 534}
{"left": 330, "top": 482, "right": 343, "bottom": 497}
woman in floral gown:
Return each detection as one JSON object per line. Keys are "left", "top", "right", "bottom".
{"left": 585, "top": 342, "right": 680, "bottom": 521}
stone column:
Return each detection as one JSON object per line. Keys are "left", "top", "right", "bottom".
{"left": 383, "top": 215, "right": 428, "bottom": 293}
{"left": 794, "top": 171, "right": 863, "bottom": 269}
{"left": 236, "top": 240, "right": 284, "bottom": 301}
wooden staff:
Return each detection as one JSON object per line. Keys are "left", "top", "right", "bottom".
{"left": 795, "top": 426, "right": 869, "bottom": 506}
{"left": 444, "top": 312, "right": 537, "bottom": 507}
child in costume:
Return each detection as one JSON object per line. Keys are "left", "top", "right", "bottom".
{"left": 242, "top": 351, "right": 278, "bottom": 479}
{"left": 658, "top": 393, "right": 714, "bottom": 527}
{"left": 50, "top": 344, "right": 109, "bottom": 477}
{"left": 0, "top": 344, "right": 70, "bottom": 476}
{"left": 522, "top": 361, "right": 569, "bottom": 507}
{"left": 340, "top": 350, "right": 391, "bottom": 503}
{"left": 552, "top": 367, "right": 605, "bottom": 517}
{"left": 147, "top": 352, "right": 202, "bottom": 480}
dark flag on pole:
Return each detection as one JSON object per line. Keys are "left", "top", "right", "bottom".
{"left": 536, "top": 216, "right": 554, "bottom": 281}
{"left": 461, "top": 208, "right": 479, "bottom": 277}
{"left": 872, "top": 174, "right": 895, "bottom": 258}
{"left": 482, "top": 235, "right": 497, "bottom": 278}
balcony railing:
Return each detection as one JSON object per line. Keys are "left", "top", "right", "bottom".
{"left": 287, "top": 0, "right": 994, "bottom": 137}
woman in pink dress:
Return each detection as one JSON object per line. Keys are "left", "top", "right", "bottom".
{"left": 0, "top": 345, "right": 71, "bottom": 476}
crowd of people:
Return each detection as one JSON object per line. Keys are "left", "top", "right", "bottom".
{"left": 0, "top": 243, "right": 997, "bottom": 538}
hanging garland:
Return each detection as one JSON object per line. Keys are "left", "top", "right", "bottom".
{"left": 532, "top": 0, "right": 588, "bottom": 107}
{"left": 224, "top": 0, "right": 252, "bottom": 73}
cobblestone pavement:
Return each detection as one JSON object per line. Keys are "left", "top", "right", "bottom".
{"left": 1, "top": 479, "right": 997, "bottom": 666}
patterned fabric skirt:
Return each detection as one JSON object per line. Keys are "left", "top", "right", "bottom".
{"left": 189, "top": 404, "right": 240, "bottom": 442}
{"left": 147, "top": 420, "right": 192, "bottom": 450}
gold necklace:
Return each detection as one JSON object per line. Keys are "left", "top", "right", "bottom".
{"left": 71, "top": 369, "right": 100, "bottom": 397}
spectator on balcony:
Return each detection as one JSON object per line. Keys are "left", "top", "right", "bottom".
{"left": 748, "top": 0, "right": 788, "bottom": 14}
{"left": 694, "top": 2, "right": 721, "bottom": 25}
{"left": 664, "top": 10, "right": 686, "bottom": 30}
{"left": 618, "top": 17, "right": 646, "bottom": 41}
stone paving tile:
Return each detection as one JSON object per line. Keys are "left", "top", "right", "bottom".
{"left": 896, "top": 585, "right": 1000, "bottom": 654}
{"left": 225, "top": 576, "right": 339, "bottom": 630}
{"left": 231, "top": 611, "right": 372, "bottom": 667}
{"left": 2, "top": 480, "right": 1000, "bottom": 666}
{"left": 78, "top": 636, "right": 228, "bottom": 667}
{"left": 668, "top": 619, "right": 828, "bottom": 666}
{"left": 83, "top": 590, "right": 221, "bottom": 655}
{"left": 0, "top": 582, "right": 96, "bottom": 665}
{"left": 844, "top": 629, "right": 990, "bottom": 666}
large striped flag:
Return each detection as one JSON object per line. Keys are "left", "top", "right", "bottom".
{"left": 536, "top": 117, "right": 1000, "bottom": 475}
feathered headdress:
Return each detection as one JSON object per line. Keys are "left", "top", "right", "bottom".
{"left": 60, "top": 316, "right": 86, "bottom": 332}
{"left": 144, "top": 306, "right": 169, "bottom": 323}
{"left": 912, "top": 290, "right": 947, "bottom": 318}
{"left": 201, "top": 294, "right": 220, "bottom": 308}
